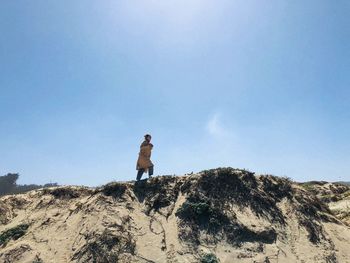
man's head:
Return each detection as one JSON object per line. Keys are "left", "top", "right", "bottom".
{"left": 144, "top": 134, "right": 152, "bottom": 142}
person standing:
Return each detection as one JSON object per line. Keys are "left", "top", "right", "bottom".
{"left": 136, "top": 134, "right": 154, "bottom": 181}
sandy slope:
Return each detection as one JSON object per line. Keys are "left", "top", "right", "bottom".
{"left": 300, "top": 181, "right": 350, "bottom": 226}
{"left": 0, "top": 168, "right": 349, "bottom": 263}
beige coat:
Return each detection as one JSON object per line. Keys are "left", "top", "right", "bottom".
{"left": 136, "top": 141, "right": 153, "bottom": 171}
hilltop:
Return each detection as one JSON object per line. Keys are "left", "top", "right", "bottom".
{"left": 0, "top": 168, "right": 349, "bottom": 263}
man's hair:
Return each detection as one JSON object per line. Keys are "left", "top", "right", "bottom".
{"left": 144, "top": 134, "right": 151, "bottom": 138}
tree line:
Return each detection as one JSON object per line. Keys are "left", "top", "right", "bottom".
{"left": 0, "top": 173, "right": 57, "bottom": 196}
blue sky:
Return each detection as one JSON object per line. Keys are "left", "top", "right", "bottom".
{"left": 1, "top": 0, "right": 349, "bottom": 186}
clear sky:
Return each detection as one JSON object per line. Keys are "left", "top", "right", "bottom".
{"left": 1, "top": 1, "right": 349, "bottom": 186}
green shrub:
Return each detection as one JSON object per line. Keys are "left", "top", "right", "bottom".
{"left": 201, "top": 253, "right": 219, "bottom": 263}
{"left": 175, "top": 198, "right": 226, "bottom": 231}
{"left": 0, "top": 224, "right": 29, "bottom": 246}
{"left": 176, "top": 200, "right": 212, "bottom": 218}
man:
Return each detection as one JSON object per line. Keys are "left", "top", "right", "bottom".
{"left": 136, "top": 134, "right": 154, "bottom": 181}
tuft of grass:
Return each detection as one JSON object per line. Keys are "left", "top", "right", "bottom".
{"left": 201, "top": 253, "right": 220, "bottom": 263}
{"left": 43, "top": 188, "right": 80, "bottom": 199}
{"left": 102, "top": 183, "right": 127, "bottom": 199}
{"left": 300, "top": 184, "right": 315, "bottom": 191}
{"left": 0, "top": 224, "right": 29, "bottom": 246}
{"left": 342, "top": 191, "right": 350, "bottom": 198}
{"left": 72, "top": 226, "right": 136, "bottom": 263}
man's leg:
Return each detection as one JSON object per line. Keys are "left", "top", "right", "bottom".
{"left": 136, "top": 169, "right": 144, "bottom": 181}
{"left": 148, "top": 166, "right": 154, "bottom": 177}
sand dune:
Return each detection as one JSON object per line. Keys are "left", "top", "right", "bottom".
{"left": 0, "top": 168, "right": 349, "bottom": 262}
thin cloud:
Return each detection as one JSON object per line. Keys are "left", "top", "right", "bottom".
{"left": 206, "top": 112, "right": 230, "bottom": 138}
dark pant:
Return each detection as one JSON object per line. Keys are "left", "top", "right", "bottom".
{"left": 136, "top": 166, "right": 154, "bottom": 181}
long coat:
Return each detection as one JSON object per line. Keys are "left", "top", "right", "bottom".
{"left": 136, "top": 141, "right": 153, "bottom": 171}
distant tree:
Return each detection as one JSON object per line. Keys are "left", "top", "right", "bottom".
{"left": 0, "top": 173, "right": 19, "bottom": 196}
